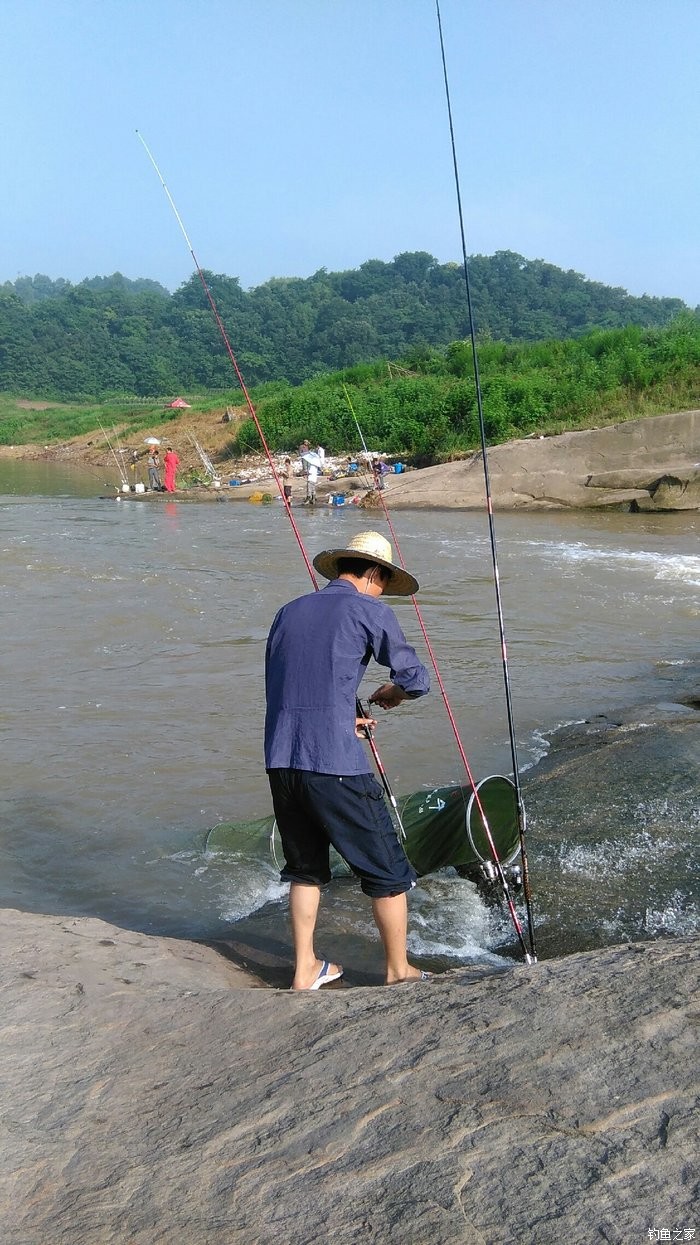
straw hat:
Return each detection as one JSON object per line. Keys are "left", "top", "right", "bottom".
{"left": 313, "top": 530, "right": 418, "bottom": 596}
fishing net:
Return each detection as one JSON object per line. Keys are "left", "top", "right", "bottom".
{"left": 206, "top": 775, "right": 520, "bottom": 880}
{"left": 399, "top": 776, "right": 520, "bottom": 876}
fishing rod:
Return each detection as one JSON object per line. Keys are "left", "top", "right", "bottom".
{"left": 343, "top": 387, "right": 532, "bottom": 961}
{"left": 137, "top": 131, "right": 407, "bottom": 844}
{"left": 186, "top": 430, "right": 220, "bottom": 483}
{"left": 342, "top": 384, "right": 389, "bottom": 494}
{"left": 356, "top": 695, "right": 406, "bottom": 840}
{"left": 98, "top": 420, "right": 129, "bottom": 488}
{"left": 435, "top": 0, "right": 536, "bottom": 959}
{"left": 344, "top": 383, "right": 371, "bottom": 460}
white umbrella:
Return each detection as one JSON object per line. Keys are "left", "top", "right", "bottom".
{"left": 301, "top": 451, "right": 323, "bottom": 470}
{"left": 144, "top": 437, "right": 161, "bottom": 445}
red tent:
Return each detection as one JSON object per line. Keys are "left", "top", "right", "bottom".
{"left": 166, "top": 397, "right": 191, "bottom": 409}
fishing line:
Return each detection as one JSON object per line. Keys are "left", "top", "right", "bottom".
{"left": 343, "top": 386, "right": 532, "bottom": 961}
{"left": 435, "top": 0, "right": 536, "bottom": 959}
{"left": 136, "top": 132, "right": 318, "bottom": 585}
{"left": 137, "top": 131, "right": 407, "bottom": 842}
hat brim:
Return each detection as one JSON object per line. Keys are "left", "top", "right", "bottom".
{"left": 313, "top": 548, "right": 419, "bottom": 596}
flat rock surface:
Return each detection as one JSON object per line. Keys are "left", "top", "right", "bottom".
{"left": 386, "top": 408, "right": 700, "bottom": 510}
{"left": 0, "top": 907, "right": 264, "bottom": 994}
{"left": 1, "top": 907, "right": 697, "bottom": 1244}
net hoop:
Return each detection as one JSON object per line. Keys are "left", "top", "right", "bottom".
{"left": 466, "top": 774, "right": 522, "bottom": 867}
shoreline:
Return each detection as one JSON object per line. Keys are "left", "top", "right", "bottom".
{"left": 2, "top": 406, "right": 699, "bottom": 510}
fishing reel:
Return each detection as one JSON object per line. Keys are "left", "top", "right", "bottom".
{"left": 455, "top": 773, "right": 525, "bottom": 902}
{"left": 456, "top": 859, "right": 523, "bottom": 904}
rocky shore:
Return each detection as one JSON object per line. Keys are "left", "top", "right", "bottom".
{"left": 2, "top": 904, "right": 697, "bottom": 1244}
{"left": 386, "top": 407, "right": 700, "bottom": 512}
{"left": 4, "top": 407, "right": 699, "bottom": 511}
{"left": 2, "top": 675, "right": 697, "bottom": 1242}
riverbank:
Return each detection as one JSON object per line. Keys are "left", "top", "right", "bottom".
{"left": 2, "top": 407, "right": 699, "bottom": 510}
{"left": 1, "top": 906, "right": 696, "bottom": 1244}
{"left": 385, "top": 407, "right": 700, "bottom": 512}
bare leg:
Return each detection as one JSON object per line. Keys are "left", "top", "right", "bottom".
{"left": 371, "top": 893, "right": 423, "bottom": 984}
{"left": 288, "top": 882, "right": 341, "bottom": 990}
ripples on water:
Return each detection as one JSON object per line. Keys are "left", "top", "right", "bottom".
{"left": 0, "top": 462, "right": 697, "bottom": 978}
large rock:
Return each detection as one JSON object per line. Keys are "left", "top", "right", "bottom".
{"left": 1, "top": 908, "right": 697, "bottom": 1244}
{"left": 521, "top": 684, "right": 700, "bottom": 959}
{"left": 389, "top": 409, "right": 700, "bottom": 510}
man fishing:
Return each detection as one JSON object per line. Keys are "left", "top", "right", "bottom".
{"left": 265, "top": 530, "right": 431, "bottom": 990}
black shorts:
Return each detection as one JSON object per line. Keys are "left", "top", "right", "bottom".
{"left": 267, "top": 768, "right": 417, "bottom": 899}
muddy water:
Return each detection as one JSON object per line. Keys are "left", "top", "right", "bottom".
{"left": 1, "top": 461, "right": 698, "bottom": 980}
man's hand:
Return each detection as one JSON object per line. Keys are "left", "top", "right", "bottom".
{"left": 368, "top": 682, "right": 408, "bottom": 710}
{"left": 355, "top": 714, "right": 377, "bottom": 737}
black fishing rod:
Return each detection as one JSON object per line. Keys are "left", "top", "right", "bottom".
{"left": 137, "top": 132, "right": 407, "bottom": 845}
{"left": 435, "top": 0, "right": 536, "bottom": 960}
{"left": 343, "top": 385, "right": 532, "bottom": 962}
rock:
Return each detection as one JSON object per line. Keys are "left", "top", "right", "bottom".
{"left": 389, "top": 409, "right": 700, "bottom": 510}
{"left": 1, "top": 908, "right": 697, "bottom": 1244}
{"left": 0, "top": 908, "right": 264, "bottom": 995}
{"left": 521, "top": 691, "right": 700, "bottom": 959}
{"left": 642, "top": 472, "right": 700, "bottom": 511}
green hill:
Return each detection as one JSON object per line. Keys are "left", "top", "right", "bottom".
{"left": 0, "top": 251, "right": 690, "bottom": 402}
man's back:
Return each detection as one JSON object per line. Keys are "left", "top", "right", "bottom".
{"left": 264, "top": 579, "right": 428, "bottom": 774}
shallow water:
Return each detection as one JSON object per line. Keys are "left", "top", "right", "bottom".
{"left": 1, "top": 460, "right": 698, "bottom": 978}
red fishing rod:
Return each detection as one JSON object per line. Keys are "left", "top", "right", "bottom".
{"left": 136, "top": 132, "right": 407, "bottom": 843}
{"left": 433, "top": 0, "right": 537, "bottom": 960}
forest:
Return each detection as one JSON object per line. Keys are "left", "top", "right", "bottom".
{"left": 0, "top": 251, "right": 690, "bottom": 402}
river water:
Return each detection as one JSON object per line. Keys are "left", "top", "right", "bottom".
{"left": 1, "top": 460, "right": 698, "bottom": 981}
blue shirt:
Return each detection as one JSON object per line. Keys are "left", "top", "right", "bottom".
{"left": 265, "top": 579, "right": 430, "bottom": 775}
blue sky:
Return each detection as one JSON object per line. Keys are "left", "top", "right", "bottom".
{"left": 2, "top": 0, "right": 698, "bottom": 305}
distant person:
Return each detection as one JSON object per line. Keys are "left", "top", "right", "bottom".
{"left": 305, "top": 460, "right": 319, "bottom": 506}
{"left": 148, "top": 447, "right": 162, "bottom": 491}
{"left": 163, "top": 446, "right": 180, "bottom": 493}
{"left": 281, "top": 457, "right": 293, "bottom": 503}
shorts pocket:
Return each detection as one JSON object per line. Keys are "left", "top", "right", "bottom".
{"left": 342, "top": 773, "right": 384, "bottom": 802}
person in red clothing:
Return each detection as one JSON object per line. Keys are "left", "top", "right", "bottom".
{"left": 163, "top": 446, "right": 180, "bottom": 493}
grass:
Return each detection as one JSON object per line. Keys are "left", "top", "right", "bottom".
{"left": 0, "top": 392, "right": 243, "bottom": 448}
{"left": 2, "top": 317, "right": 699, "bottom": 462}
